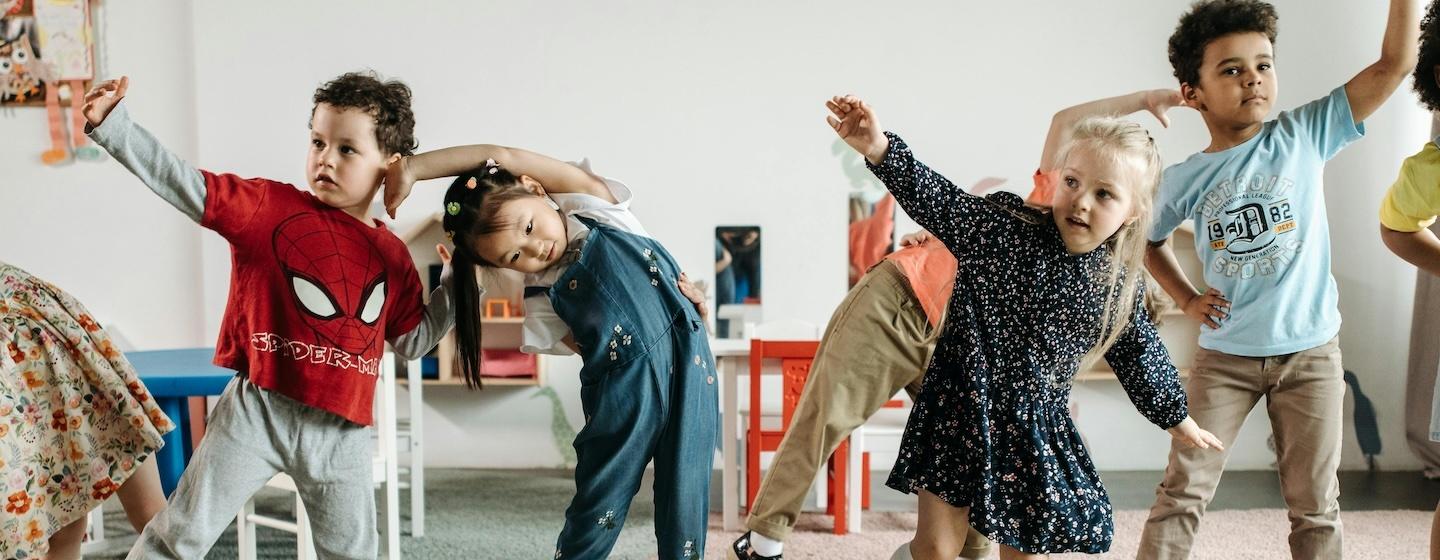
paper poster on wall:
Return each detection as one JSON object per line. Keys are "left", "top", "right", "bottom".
{"left": 1, "top": 0, "right": 102, "bottom": 165}
{"left": 0, "top": 0, "right": 44, "bottom": 105}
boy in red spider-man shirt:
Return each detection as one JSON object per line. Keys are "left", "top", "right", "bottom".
{"left": 83, "top": 72, "right": 453, "bottom": 559}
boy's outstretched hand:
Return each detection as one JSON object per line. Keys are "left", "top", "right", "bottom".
{"left": 826, "top": 95, "right": 889, "bottom": 165}
{"left": 384, "top": 156, "right": 418, "bottom": 219}
{"left": 82, "top": 76, "right": 129, "bottom": 128}
{"left": 1167, "top": 416, "right": 1226, "bottom": 451}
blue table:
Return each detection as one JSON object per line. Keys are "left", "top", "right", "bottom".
{"left": 126, "top": 348, "right": 236, "bottom": 496}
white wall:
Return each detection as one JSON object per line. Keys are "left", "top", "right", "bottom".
{"left": 4, "top": 0, "right": 1427, "bottom": 471}
{"left": 0, "top": 0, "right": 204, "bottom": 350}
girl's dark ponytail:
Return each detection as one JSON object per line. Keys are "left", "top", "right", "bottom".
{"left": 440, "top": 165, "right": 531, "bottom": 390}
{"left": 443, "top": 171, "right": 488, "bottom": 389}
{"left": 450, "top": 243, "right": 486, "bottom": 389}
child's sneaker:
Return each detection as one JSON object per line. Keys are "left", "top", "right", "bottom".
{"left": 731, "top": 531, "right": 782, "bottom": 560}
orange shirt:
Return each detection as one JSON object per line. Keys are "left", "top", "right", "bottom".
{"left": 848, "top": 194, "right": 896, "bottom": 286}
{"left": 883, "top": 238, "right": 958, "bottom": 328}
{"left": 1026, "top": 169, "right": 1058, "bottom": 207}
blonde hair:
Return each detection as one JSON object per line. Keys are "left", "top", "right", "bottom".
{"left": 1054, "top": 117, "right": 1163, "bottom": 371}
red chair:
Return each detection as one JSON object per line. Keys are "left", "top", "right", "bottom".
{"left": 745, "top": 339, "right": 861, "bottom": 535}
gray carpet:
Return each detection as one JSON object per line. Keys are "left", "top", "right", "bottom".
{"left": 81, "top": 469, "right": 1440, "bottom": 559}
{"left": 86, "top": 469, "right": 663, "bottom": 559}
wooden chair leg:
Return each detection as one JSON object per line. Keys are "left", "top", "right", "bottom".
{"left": 825, "top": 457, "right": 837, "bottom": 515}
{"left": 746, "top": 430, "right": 761, "bottom": 511}
{"left": 832, "top": 439, "right": 848, "bottom": 536}
{"left": 862, "top": 452, "right": 871, "bottom": 510}
{"left": 237, "top": 500, "right": 256, "bottom": 560}
{"left": 296, "top": 495, "right": 317, "bottom": 560}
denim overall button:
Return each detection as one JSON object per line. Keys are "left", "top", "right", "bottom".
{"left": 693, "top": 355, "right": 702, "bottom": 365}
{"left": 706, "top": 375, "right": 714, "bottom": 385}
{"left": 568, "top": 279, "right": 578, "bottom": 290}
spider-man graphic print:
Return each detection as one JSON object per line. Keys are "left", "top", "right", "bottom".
{"left": 200, "top": 172, "right": 424, "bottom": 425}
{"left": 273, "top": 212, "right": 388, "bottom": 356}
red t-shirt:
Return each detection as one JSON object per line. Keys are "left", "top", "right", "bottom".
{"left": 201, "top": 172, "right": 424, "bottom": 425}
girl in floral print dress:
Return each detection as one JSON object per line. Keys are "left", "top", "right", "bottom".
{"left": 826, "top": 95, "right": 1224, "bottom": 559}
{"left": 0, "top": 261, "right": 172, "bottom": 559}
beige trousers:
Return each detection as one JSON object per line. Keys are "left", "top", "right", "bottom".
{"left": 1137, "top": 337, "right": 1345, "bottom": 560}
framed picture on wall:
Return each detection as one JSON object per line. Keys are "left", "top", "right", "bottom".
{"left": 1, "top": 0, "right": 97, "bottom": 108}
{"left": 0, "top": 0, "right": 45, "bottom": 105}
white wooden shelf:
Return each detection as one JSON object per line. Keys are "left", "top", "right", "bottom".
{"left": 399, "top": 376, "right": 541, "bottom": 387}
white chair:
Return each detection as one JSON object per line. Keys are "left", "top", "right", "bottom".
{"left": 844, "top": 391, "right": 912, "bottom": 533}
{"left": 235, "top": 352, "right": 412, "bottom": 559}
{"left": 749, "top": 320, "right": 818, "bottom": 341}
{"left": 716, "top": 303, "right": 765, "bottom": 338}
{"left": 395, "top": 358, "right": 425, "bottom": 537}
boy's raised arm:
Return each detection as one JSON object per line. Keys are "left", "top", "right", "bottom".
{"left": 84, "top": 76, "right": 207, "bottom": 223}
{"left": 1344, "top": 0, "right": 1421, "bottom": 123}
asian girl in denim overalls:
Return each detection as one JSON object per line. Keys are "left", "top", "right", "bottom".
{"left": 548, "top": 216, "right": 718, "bottom": 560}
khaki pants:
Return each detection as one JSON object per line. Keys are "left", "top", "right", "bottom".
{"left": 744, "top": 261, "right": 990, "bottom": 557}
{"left": 1137, "top": 337, "right": 1345, "bottom": 560}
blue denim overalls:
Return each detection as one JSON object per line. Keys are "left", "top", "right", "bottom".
{"left": 549, "top": 216, "right": 718, "bottom": 560}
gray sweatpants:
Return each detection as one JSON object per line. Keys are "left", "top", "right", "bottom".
{"left": 127, "top": 377, "right": 377, "bottom": 559}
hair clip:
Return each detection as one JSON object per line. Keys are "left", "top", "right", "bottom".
{"left": 466, "top": 177, "right": 478, "bottom": 189}
{"left": 485, "top": 158, "right": 500, "bottom": 175}
{"left": 445, "top": 230, "right": 455, "bottom": 241}
{"left": 446, "top": 201, "right": 461, "bottom": 216}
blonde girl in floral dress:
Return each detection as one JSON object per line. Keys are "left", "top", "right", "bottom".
{"left": 1, "top": 261, "right": 173, "bottom": 559}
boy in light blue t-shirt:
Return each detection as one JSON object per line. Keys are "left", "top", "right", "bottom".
{"left": 1138, "top": 1, "right": 1419, "bottom": 559}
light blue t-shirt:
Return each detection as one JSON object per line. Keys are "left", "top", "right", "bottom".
{"left": 1150, "top": 86, "right": 1364, "bottom": 357}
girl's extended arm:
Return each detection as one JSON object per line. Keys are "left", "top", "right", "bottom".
{"left": 827, "top": 95, "right": 978, "bottom": 251}
{"left": 385, "top": 144, "right": 613, "bottom": 218}
{"left": 1040, "top": 89, "right": 1186, "bottom": 172}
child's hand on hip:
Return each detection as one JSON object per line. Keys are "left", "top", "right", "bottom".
{"left": 384, "top": 156, "right": 418, "bottom": 219}
{"left": 676, "top": 272, "right": 710, "bottom": 324}
{"left": 826, "top": 94, "right": 889, "bottom": 165}
{"left": 1183, "top": 288, "right": 1230, "bottom": 329}
{"left": 1167, "top": 416, "right": 1225, "bottom": 451}
{"left": 82, "top": 75, "right": 128, "bottom": 128}
{"left": 899, "top": 230, "right": 933, "bottom": 247}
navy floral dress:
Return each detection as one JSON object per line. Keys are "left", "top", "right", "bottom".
{"left": 874, "top": 133, "right": 1188, "bottom": 554}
